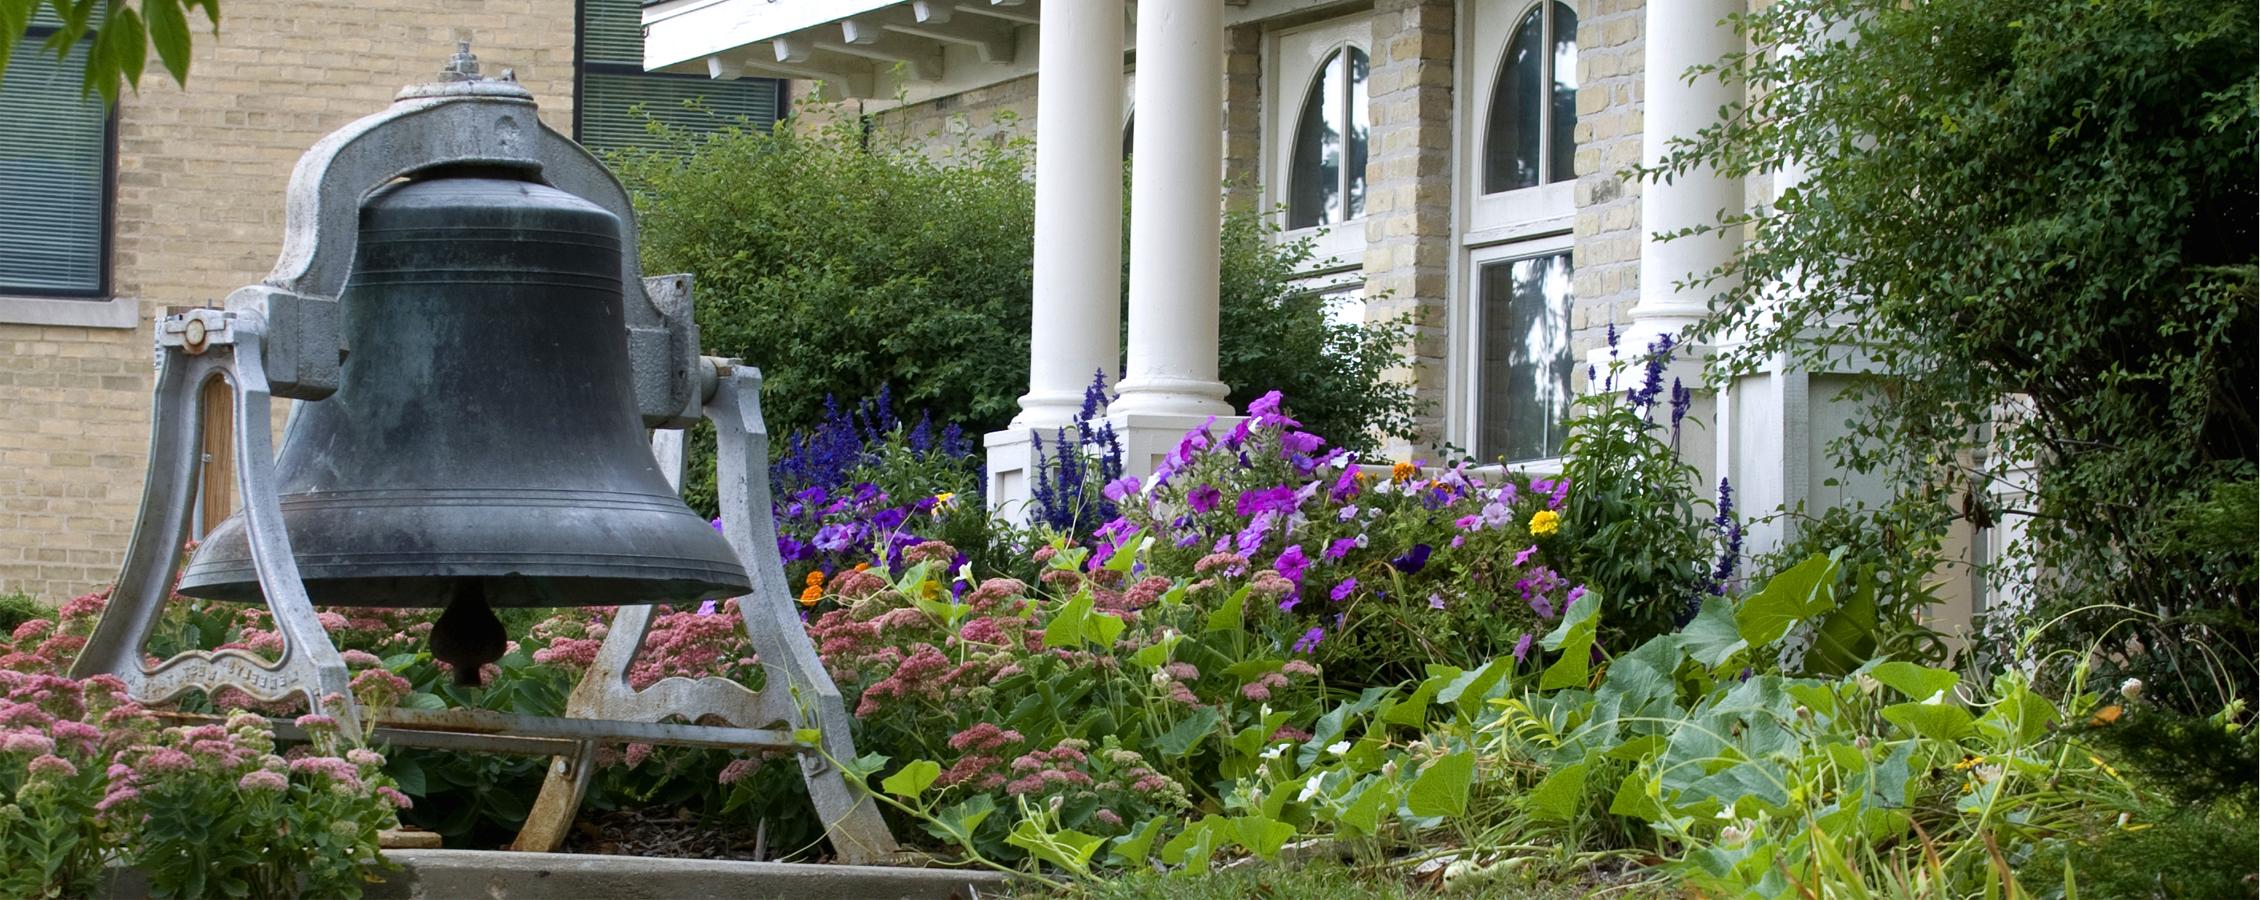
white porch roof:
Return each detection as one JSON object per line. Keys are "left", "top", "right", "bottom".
{"left": 639, "top": 0, "right": 1315, "bottom": 107}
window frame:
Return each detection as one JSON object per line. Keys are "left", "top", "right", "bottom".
{"left": 1449, "top": 0, "right": 1580, "bottom": 464}
{"left": 0, "top": 21, "right": 118, "bottom": 301}
{"left": 1265, "top": 15, "right": 1372, "bottom": 274}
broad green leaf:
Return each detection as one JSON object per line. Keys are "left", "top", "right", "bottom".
{"left": 1871, "top": 661, "right": 1958, "bottom": 702}
{"left": 879, "top": 759, "right": 940, "bottom": 799}
{"left": 1104, "top": 533, "right": 1148, "bottom": 573}
{"left": 1131, "top": 631, "right": 1184, "bottom": 668}
{"left": 146, "top": 0, "right": 190, "bottom": 83}
{"left": 1539, "top": 593, "right": 1601, "bottom": 690}
{"left": 1230, "top": 814, "right": 1296, "bottom": 859}
{"left": 1737, "top": 554, "right": 1840, "bottom": 647}
{"left": 1006, "top": 820, "right": 1106, "bottom": 875}
{"left": 1383, "top": 666, "right": 1460, "bottom": 727}
{"left": 1334, "top": 778, "right": 1394, "bottom": 835}
{"left": 1156, "top": 707, "right": 1222, "bottom": 757}
{"left": 1159, "top": 816, "right": 1222, "bottom": 870}
{"left": 1043, "top": 591, "right": 1093, "bottom": 649}
{"left": 1439, "top": 658, "right": 1511, "bottom": 715}
{"left": 1882, "top": 701, "right": 1975, "bottom": 741}
{"left": 1084, "top": 609, "right": 1125, "bottom": 648}
{"left": 1977, "top": 677, "right": 2057, "bottom": 745}
{"left": 1, "top": 1, "right": 30, "bottom": 75}
{"left": 399, "top": 691, "right": 447, "bottom": 710}
{"left": 929, "top": 794, "right": 995, "bottom": 844}
{"left": 1527, "top": 760, "right": 1588, "bottom": 822}
{"left": 1204, "top": 586, "right": 1248, "bottom": 634}
{"left": 842, "top": 752, "right": 890, "bottom": 780}
{"left": 1108, "top": 816, "right": 1167, "bottom": 865}
{"left": 1676, "top": 594, "right": 1749, "bottom": 671}
{"left": 1607, "top": 770, "right": 1661, "bottom": 820}
{"left": 1405, "top": 750, "right": 1474, "bottom": 818}
{"left": 1804, "top": 568, "right": 1880, "bottom": 675}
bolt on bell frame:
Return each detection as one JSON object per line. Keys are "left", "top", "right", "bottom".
{"left": 67, "top": 45, "right": 900, "bottom": 863}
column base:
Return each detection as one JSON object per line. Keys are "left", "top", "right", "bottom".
{"left": 1107, "top": 374, "right": 1235, "bottom": 422}
{"left": 983, "top": 428, "right": 1045, "bottom": 521}
{"left": 1106, "top": 411, "right": 1245, "bottom": 480}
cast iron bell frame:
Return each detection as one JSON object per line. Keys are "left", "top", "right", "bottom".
{"left": 68, "top": 48, "right": 901, "bottom": 864}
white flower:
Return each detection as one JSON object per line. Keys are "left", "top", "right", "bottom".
{"left": 1259, "top": 744, "right": 1287, "bottom": 761}
{"left": 1297, "top": 778, "right": 1324, "bottom": 803}
{"left": 2119, "top": 678, "right": 2143, "bottom": 702}
{"left": 1150, "top": 670, "right": 1171, "bottom": 687}
{"left": 1325, "top": 741, "right": 1351, "bottom": 757}
{"left": 1855, "top": 673, "right": 1881, "bottom": 696}
{"left": 1922, "top": 690, "right": 1946, "bottom": 705}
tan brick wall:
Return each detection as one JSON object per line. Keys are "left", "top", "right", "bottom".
{"left": 1570, "top": 0, "right": 1646, "bottom": 369}
{"left": 0, "top": 0, "right": 576, "bottom": 602}
{"left": 868, "top": 74, "right": 1040, "bottom": 160}
{"left": 1363, "top": 0, "right": 1454, "bottom": 456}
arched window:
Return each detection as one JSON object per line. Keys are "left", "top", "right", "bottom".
{"left": 1286, "top": 46, "right": 1369, "bottom": 230}
{"left": 1483, "top": 2, "right": 1577, "bottom": 194}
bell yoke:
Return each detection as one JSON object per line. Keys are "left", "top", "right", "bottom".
{"left": 67, "top": 44, "right": 901, "bottom": 862}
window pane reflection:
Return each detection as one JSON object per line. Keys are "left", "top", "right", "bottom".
{"left": 1289, "top": 50, "right": 1344, "bottom": 228}
{"left": 1549, "top": 5, "right": 1578, "bottom": 184}
{"left": 1344, "top": 47, "right": 1369, "bottom": 221}
{"left": 1477, "top": 252, "right": 1575, "bottom": 462}
{"left": 1484, "top": 3, "right": 1579, "bottom": 194}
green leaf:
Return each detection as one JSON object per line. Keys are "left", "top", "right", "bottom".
{"left": 929, "top": 794, "right": 995, "bottom": 844}
{"left": 1737, "top": 554, "right": 1840, "bottom": 647}
{"left": 1130, "top": 631, "right": 1184, "bottom": 668}
{"left": 145, "top": 0, "right": 189, "bottom": 83}
{"left": 841, "top": 752, "right": 890, "bottom": 781}
{"left": 1881, "top": 701, "right": 1975, "bottom": 741}
{"left": 1104, "top": 533, "right": 1146, "bottom": 573}
{"left": 1204, "top": 585, "right": 1248, "bottom": 634}
{"left": 0, "top": 0, "right": 28, "bottom": 75}
{"left": 1607, "top": 770, "right": 1661, "bottom": 820}
{"left": 879, "top": 759, "right": 941, "bottom": 799}
{"left": 1043, "top": 591, "right": 1093, "bottom": 649}
{"left": 1870, "top": 661, "right": 1958, "bottom": 702}
{"left": 104, "top": 6, "right": 145, "bottom": 90}
{"left": 1230, "top": 815, "right": 1296, "bottom": 859}
{"left": 1539, "top": 593, "right": 1601, "bottom": 690}
{"left": 1108, "top": 816, "right": 1167, "bottom": 865}
{"left": 1334, "top": 778, "right": 1394, "bottom": 835}
{"left": 1156, "top": 707, "right": 1222, "bottom": 757}
{"left": 1527, "top": 760, "right": 1589, "bottom": 823}
{"left": 1159, "top": 816, "right": 1221, "bottom": 871}
{"left": 1005, "top": 820, "right": 1106, "bottom": 875}
{"left": 1383, "top": 666, "right": 1460, "bottom": 727}
{"left": 1676, "top": 595, "right": 1749, "bottom": 670}
{"left": 1405, "top": 750, "right": 1474, "bottom": 818}
{"left": 1083, "top": 608, "right": 1125, "bottom": 649}
{"left": 1804, "top": 568, "right": 1879, "bottom": 675}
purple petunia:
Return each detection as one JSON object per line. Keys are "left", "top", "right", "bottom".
{"left": 1102, "top": 476, "right": 1143, "bottom": 504}
{"left": 1390, "top": 543, "right": 1432, "bottom": 574}
{"left": 1188, "top": 483, "right": 1223, "bottom": 514}
{"left": 1292, "top": 627, "right": 1326, "bottom": 654}
{"left": 812, "top": 523, "right": 860, "bottom": 553}
{"left": 1236, "top": 485, "right": 1299, "bottom": 518}
{"left": 1330, "top": 577, "right": 1358, "bottom": 602}
{"left": 1324, "top": 537, "right": 1358, "bottom": 560}
{"left": 1513, "top": 632, "right": 1534, "bottom": 662}
{"left": 1274, "top": 544, "right": 1311, "bottom": 585}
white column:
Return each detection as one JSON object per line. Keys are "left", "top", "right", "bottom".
{"left": 1111, "top": 0, "right": 1233, "bottom": 420}
{"left": 1626, "top": 0, "right": 1745, "bottom": 351}
{"left": 1011, "top": 0, "right": 1125, "bottom": 430}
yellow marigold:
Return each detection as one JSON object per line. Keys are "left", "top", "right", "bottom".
{"left": 798, "top": 585, "right": 823, "bottom": 607}
{"left": 1528, "top": 509, "right": 1561, "bottom": 537}
{"left": 1390, "top": 461, "right": 1416, "bottom": 484}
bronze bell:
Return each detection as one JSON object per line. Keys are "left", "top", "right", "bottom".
{"left": 179, "top": 166, "right": 750, "bottom": 680}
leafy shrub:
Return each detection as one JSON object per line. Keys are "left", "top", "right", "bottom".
{"left": 0, "top": 594, "right": 42, "bottom": 634}
{"left": 1659, "top": 0, "right": 2258, "bottom": 713}
{"left": 609, "top": 103, "right": 1420, "bottom": 454}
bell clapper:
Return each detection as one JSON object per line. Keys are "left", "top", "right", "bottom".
{"left": 429, "top": 581, "right": 508, "bottom": 686}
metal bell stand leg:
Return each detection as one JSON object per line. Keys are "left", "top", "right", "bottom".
{"left": 73, "top": 308, "right": 899, "bottom": 864}
{"left": 72, "top": 309, "right": 361, "bottom": 731}
{"left": 513, "top": 362, "right": 899, "bottom": 862}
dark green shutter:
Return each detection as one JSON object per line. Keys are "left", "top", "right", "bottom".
{"left": 577, "top": 0, "right": 783, "bottom": 155}
{"left": 0, "top": 30, "right": 109, "bottom": 296}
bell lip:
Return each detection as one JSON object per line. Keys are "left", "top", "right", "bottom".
{"left": 174, "top": 570, "right": 753, "bottom": 609}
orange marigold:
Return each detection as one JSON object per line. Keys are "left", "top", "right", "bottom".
{"left": 1390, "top": 461, "right": 1416, "bottom": 484}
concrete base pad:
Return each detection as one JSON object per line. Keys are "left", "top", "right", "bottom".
{"left": 371, "top": 850, "right": 1008, "bottom": 900}
{"left": 106, "top": 850, "right": 1009, "bottom": 900}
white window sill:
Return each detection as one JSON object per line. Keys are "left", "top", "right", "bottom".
{"left": 0, "top": 295, "right": 139, "bottom": 329}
